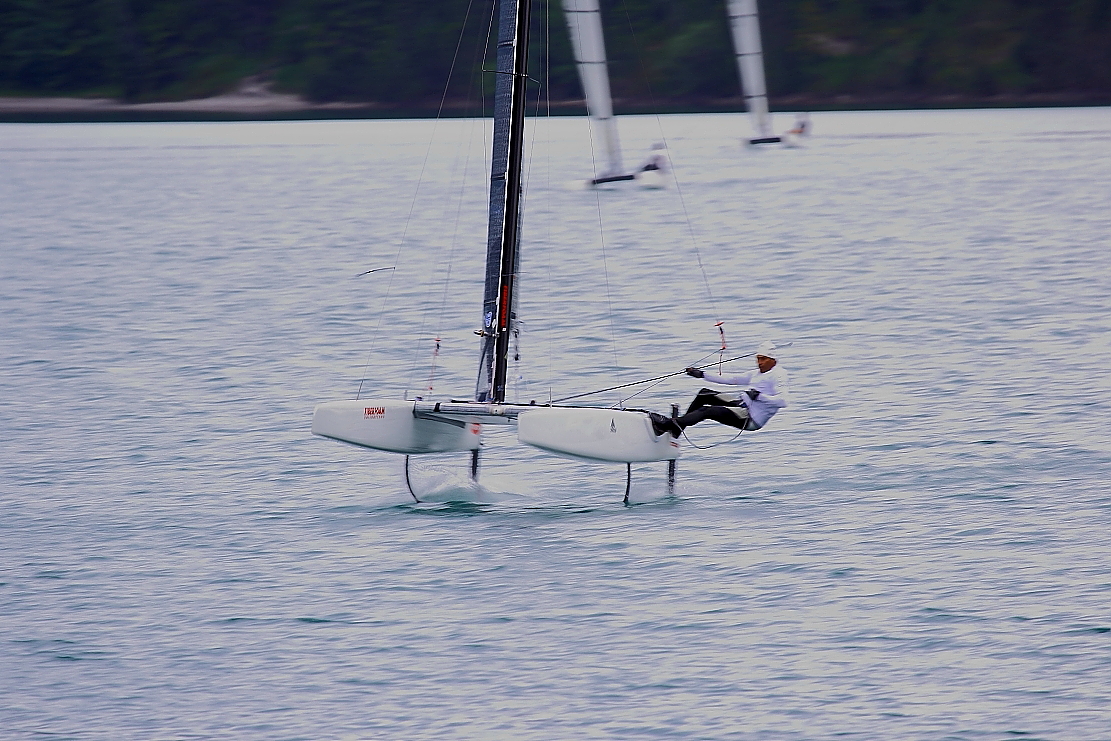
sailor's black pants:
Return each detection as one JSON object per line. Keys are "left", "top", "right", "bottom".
{"left": 675, "top": 387, "right": 757, "bottom": 432}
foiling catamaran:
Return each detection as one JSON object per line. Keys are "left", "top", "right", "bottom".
{"left": 312, "top": 0, "right": 681, "bottom": 503}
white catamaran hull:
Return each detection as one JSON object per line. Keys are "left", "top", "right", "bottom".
{"left": 315, "top": 400, "right": 677, "bottom": 464}
{"left": 518, "top": 408, "right": 679, "bottom": 463}
{"left": 637, "top": 169, "right": 668, "bottom": 189}
{"left": 312, "top": 400, "right": 480, "bottom": 454}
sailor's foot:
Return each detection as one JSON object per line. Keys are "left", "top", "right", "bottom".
{"left": 648, "top": 412, "right": 682, "bottom": 438}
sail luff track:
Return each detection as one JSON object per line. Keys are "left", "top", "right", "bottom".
{"left": 477, "top": 0, "right": 532, "bottom": 403}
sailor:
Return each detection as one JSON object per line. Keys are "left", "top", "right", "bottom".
{"left": 787, "top": 114, "right": 810, "bottom": 136}
{"left": 651, "top": 341, "right": 788, "bottom": 437}
{"left": 640, "top": 142, "right": 669, "bottom": 172}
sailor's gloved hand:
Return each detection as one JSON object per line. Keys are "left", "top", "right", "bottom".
{"left": 744, "top": 388, "right": 760, "bottom": 400}
{"left": 685, "top": 367, "right": 704, "bottom": 378}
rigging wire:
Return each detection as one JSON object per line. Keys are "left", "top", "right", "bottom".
{"left": 551, "top": 349, "right": 762, "bottom": 404}
{"left": 515, "top": 0, "right": 554, "bottom": 404}
{"left": 423, "top": 336, "right": 442, "bottom": 394}
{"left": 608, "top": 340, "right": 791, "bottom": 407}
{"left": 680, "top": 427, "right": 745, "bottom": 449}
{"left": 593, "top": 174, "right": 622, "bottom": 373}
{"left": 542, "top": 2, "right": 556, "bottom": 406}
{"left": 402, "top": 117, "right": 471, "bottom": 398}
{"left": 616, "top": 0, "right": 726, "bottom": 337}
{"left": 566, "top": 1, "right": 623, "bottom": 374}
{"left": 581, "top": 91, "right": 622, "bottom": 372}
{"left": 404, "top": 1, "right": 495, "bottom": 399}
{"left": 357, "top": 0, "right": 483, "bottom": 400}
{"left": 523, "top": 0, "right": 558, "bottom": 406}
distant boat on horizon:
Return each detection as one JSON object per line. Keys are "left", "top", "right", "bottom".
{"left": 562, "top": 0, "right": 669, "bottom": 188}
{"left": 726, "top": 0, "right": 782, "bottom": 146}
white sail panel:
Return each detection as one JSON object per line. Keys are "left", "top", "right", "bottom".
{"left": 563, "top": 0, "right": 624, "bottom": 177}
{"left": 727, "top": 0, "right": 774, "bottom": 140}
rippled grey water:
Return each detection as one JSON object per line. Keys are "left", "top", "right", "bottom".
{"left": 2, "top": 108, "right": 1110, "bottom": 740}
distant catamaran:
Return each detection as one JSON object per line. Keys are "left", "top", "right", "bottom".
{"left": 726, "top": 0, "right": 781, "bottom": 145}
{"left": 562, "top": 0, "right": 628, "bottom": 184}
{"left": 562, "top": 0, "right": 667, "bottom": 187}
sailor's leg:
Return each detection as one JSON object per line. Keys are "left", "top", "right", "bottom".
{"left": 685, "top": 388, "right": 731, "bottom": 414}
{"left": 675, "top": 404, "right": 750, "bottom": 432}
{"left": 667, "top": 404, "right": 678, "bottom": 494}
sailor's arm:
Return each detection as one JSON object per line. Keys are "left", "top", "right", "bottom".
{"left": 754, "top": 388, "right": 788, "bottom": 408}
{"left": 700, "top": 370, "right": 754, "bottom": 386}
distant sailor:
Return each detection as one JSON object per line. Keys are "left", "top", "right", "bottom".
{"left": 651, "top": 341, "right": 788, "bottom": 437}
{"left": 787, "top": 114, "right": 810, "bottom": 136}
{"left": 640, "top": 142, "right": 669, "bottom": 173}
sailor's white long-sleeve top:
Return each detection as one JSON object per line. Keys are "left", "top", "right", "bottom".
{"left": 701, "top": 364, "right": 789, "bottom": 428}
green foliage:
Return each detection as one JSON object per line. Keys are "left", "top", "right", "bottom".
{"left": 792, "top": 0, "right": 1111, "bottom": 97}
{"left": 0, "top": 0, "right": 118, "bottom": 92}
{"left": 655, "top": 20, "right": 733, "bottom": 97}
{"left": 272, "top": 0, "right": 493, "bottom": 102}
{"left": 0, "top": 0, "right": 1108, "bottom": 104}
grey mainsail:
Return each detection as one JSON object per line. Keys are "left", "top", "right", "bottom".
{"left": 476, "top": 0, "right": 532, "bottom": 403}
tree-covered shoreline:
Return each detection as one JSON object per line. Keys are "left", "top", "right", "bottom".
{"left": 2, "top": 0, "right": 1108, "bottom": 113}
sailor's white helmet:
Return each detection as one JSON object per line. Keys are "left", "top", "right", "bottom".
{"left": 756, "top": 341, "right": 777, "bottom": 359}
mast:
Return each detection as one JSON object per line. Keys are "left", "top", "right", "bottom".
{"left": 726, "top": 0, "right": 778, "bottom": 143}
{"left": 562, "top": 0, "right": 623, "bottom": 178}
{"left": 476, "top": 0, "right": 532, "bottom": 403}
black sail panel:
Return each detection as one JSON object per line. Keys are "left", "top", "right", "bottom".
{"left": 476, "top": 0, "right": 530, "bottom": 403}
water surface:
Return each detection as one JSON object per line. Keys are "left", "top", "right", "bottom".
{"left": 2, "top": 108, "right": 1109, "bottom": 740}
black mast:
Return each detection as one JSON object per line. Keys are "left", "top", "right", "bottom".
{"left": 476, "top": 0, "right": 532, "bottom": 404}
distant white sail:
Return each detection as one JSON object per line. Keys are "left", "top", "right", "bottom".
{"left": 726, "top": 0, "right": 777, "bottom": 142}
{"left": 562, "top": 0, "right": 624, "bottom": 177}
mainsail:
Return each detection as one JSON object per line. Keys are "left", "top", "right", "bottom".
{"left": 562, "top": 0, "right": 624, "bottom": 179}
{"left": 726, "top": 0, "right": 780, "bottom": 144}
{"left": 476, "top": 0, "right": 532, "bottom": 403}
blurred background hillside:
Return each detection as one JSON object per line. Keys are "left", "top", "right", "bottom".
{"left": 1, "top": 0, "right": 1108, "bottom": 112}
